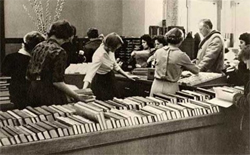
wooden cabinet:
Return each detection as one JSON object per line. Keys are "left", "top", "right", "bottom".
{"left": 64, "top": 74, "right": 152, "bottom": 98}
{"left": 116, "top": 75, "right": 152, "bottom": 98}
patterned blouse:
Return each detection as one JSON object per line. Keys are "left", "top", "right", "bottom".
{"left": 26, "top": 39, "right": 67, "bottom": 83}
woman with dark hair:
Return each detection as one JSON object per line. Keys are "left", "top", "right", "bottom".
{"left": 61, "top": 25, "right": 82, "bottom": 66}
{"left": 83, "top": 32, "right": 137, "bottom": 100}
{"left": 26, "top": 20, "right": 87, "bottom": 107}
{"left": 1, "top": 31, "right": 45, "bottom": 109}
{"left": 237, "top": 33, "right": 250, "bottom": 85}
{"left": 233, "top": 45, "right": 250, "bottom": 154}
{"left": 150, "top": 28, "right": 199, "bottom": 96}
{"left": 131, "top": 34, "right": 154, "bottom": 68}
{"left": 147, "top": 35, "right": 167, "bottom": 67}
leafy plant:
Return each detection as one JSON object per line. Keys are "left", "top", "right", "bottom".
{"left": 23, "top": 0, "right": 66, "bottom": 34}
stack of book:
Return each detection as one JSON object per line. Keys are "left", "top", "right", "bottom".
{"left": 65, "top": 63, "right": 91, "bottom": 74}
{"left": 206, "top": 86, "right": 244, "bottom": 108}
{"left": 66, "top": 85, "right": 96, "bottom": 103}
{"left": 178, "top": 72, "right": 224, "bottom": 86}
{"left": 0, "top": 77, "right": 14, "bottom": 110}
{"left": 74, "top": 88, "right": 96, "bottom": 103}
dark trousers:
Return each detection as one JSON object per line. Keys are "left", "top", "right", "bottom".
{"left": 91, "top": 71, "right": 118, "bottom": 101}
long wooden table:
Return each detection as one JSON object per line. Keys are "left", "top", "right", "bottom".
{"left": 64, "top": 73, "right": 227, "bottom": 98}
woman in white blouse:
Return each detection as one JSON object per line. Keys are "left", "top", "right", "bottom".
{"left": 83, "top": 32, "right": 136, "bottom": 100}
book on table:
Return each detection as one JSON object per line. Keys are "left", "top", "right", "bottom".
{"left": 206, "top": 87, "right": 237, "bottom": 108}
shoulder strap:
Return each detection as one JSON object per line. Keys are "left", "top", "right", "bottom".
{"left": 164, "top": 47, "right": 171, "bottom": 77}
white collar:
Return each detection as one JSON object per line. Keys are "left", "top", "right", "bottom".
{"left": 18, "top": 48, "right": 31, "bottom": 57}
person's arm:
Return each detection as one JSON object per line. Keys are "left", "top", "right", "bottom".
{"left": 117, "top": 68, "right": 137, "bottom": 81}
{"left": 233, "top": 92, "right": 250, "bottom": 112}
{"left": 112, "top": 53, "right": 137, "bottom": 81}
{"left": 233, "top": 81, "right": 250, "bottom": 112}
{"left": 180, "top": 52, "right": 200, "bottom": 74}
{"left": 52, "top": 50, "right": 84, "bottom": 101}
{"left": 53, "top": 82, "right": 81, "bottom": 100}
{"left": 147, "top": 55, "right": 154, "bottom": 64}
{"left": 197, "top": 37, "right": 223, "bottom": 71}
{"left": 83, "top": 53, "right": 103, "bottom": 89}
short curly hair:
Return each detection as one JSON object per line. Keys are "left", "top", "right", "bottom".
{"left": 153, "top": 35, "right": 167, "bottom": 46}
{"left": 47, "top": 20, "right": 73, "bottom": 39}
{"left": 239, "top": 45, "right": 250, "bottom": 61}
{"left": 87, "top": 28, "right": 99, "bottom": 39}
{"left": 23, "top": 31, "right": 46, "bottom": 52}
{"left": 141, "top": 34, "right": 154, "bottom": 48}
{"left": 239, "top": 33, "right": 250, "bottom": 45}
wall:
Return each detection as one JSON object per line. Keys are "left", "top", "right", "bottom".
{"left": 4, "top": 0, "right": 123, "bottom": 38}
{"left": 4, "top": 0, "right": 250, "bottom": 48}
{"left": 122, "top": 0, "right": 145, "bottom": 37}
{"left": 144, "top": 0, "right": 163, "bottom": 34}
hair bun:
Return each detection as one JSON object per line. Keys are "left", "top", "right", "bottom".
{"left": 165, "top": 28, "right": 184, "bottom": 44}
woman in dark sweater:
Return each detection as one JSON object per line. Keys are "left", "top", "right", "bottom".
{"left": 26, "top": 20, "right": 88, "bottom": 107}
{"left": 233, "top": 45, "right": 250, "bottom": 154}
{"left": 237, "top": 33, "right": 250, "bottom": 85}
{"left": 1, "top": 31, "right": 46, "bottom": 109}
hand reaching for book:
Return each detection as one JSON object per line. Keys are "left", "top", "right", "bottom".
{"left": 74, "top": 88, "right": 93, "bottom": 96}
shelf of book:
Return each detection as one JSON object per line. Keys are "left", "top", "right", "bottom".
{"left": 0, "top": 85, "right": 241, "bottom": 154}
{"left": 0, "top": 76, "right": 14, "bottom": 111}
{"left": 0, "top": 113, "right": 228, "bottom": 155}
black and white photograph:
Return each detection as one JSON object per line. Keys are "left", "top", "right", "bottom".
{"left": 0, "top": 0, "right": 249, "bottom": 154}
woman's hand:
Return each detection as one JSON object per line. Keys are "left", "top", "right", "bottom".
{"left": 127, "top": 75, "right": 140, "bottom": 81}
{"left": 135, "top": 64, "right": 142, "bottom": 68}
{"left": 131, "top": 51, "right": 136, "bottom": 56}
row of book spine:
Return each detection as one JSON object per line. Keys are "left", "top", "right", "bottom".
{"left": 0, "top": 77, "right": 13, "bottom": 110}
{"left": 0, "top": 88, "right": 220, "bottom": 146}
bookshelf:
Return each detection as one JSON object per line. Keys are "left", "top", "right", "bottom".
{"left": 0, "top": 113, "right": 229, "bottom": 154}
{"left": 0, "top": 76, "right": 14, "bottom": 111}
{"left": 0, "top": 84, "right": 241, "bottom": 154}
{"left": 115, "top": 37, "right": 141, "bottom": 71}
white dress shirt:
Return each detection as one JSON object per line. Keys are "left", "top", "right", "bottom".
{"left": 84, "top": 44, "right": 121, "bottom": 83}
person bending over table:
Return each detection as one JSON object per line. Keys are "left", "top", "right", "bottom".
{"left": 83, "top": 32, "right": 137, "bottom": 100}
{"left": 26, "top": 20, "right": 87, "bottom": 107}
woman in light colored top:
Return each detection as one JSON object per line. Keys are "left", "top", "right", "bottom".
{"left": 150, "top": 28, "right": 199, "bottom": 96}
{"left": 83, "top": 32, "right": 136, "bottom": 100}
{"left": 131, "top": 34, "right": 154, "bottom": 68}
